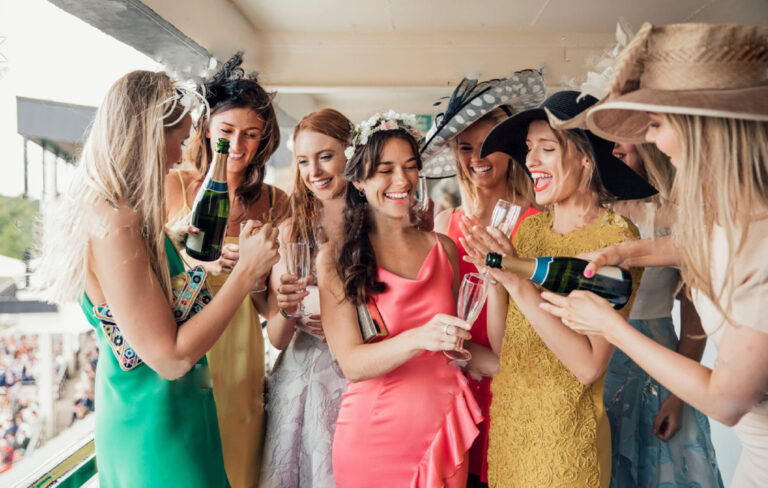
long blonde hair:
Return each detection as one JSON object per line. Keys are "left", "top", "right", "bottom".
{"left": 453, "top": 107, "right": 534, "bottom": 214}
{"left": 636, "top": 143, "right": 675, "bottom": 204}
{"left": 667, "top": 114, "right": 768, "bottom": 321}
{"left": 38, "top": 70, "right": 187, "bottom": 303}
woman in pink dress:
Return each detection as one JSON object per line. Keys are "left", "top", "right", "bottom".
{"left": 318, "top": 111, "right": 483, "bottom": 487}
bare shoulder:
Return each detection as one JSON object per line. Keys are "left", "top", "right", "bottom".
{"left": 317, "top": 244, "right": 340, "bottom": 275}
{"left": 267, "top": 184, "right": 291, "bottom": 223}
{"left": 92, "top": 199, "right": 141, "bottom": 235}
{"left": 436, "top": 232, "right": 458, "bottom": 257}
{"left": 434, "top": 206, "right": 458, "bottom": 234}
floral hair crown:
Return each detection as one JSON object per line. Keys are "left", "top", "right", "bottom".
{"left": 344, "top": 110, "right": 421, "bottom": 160}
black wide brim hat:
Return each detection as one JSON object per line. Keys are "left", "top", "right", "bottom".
{"left": 480, "top": 90, "right": 657, "bottom": 201}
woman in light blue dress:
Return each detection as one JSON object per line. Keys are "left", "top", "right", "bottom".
{"left": 259, "top": 109, "right": 352, "bottom": 487}
{"left": 606, "top": 143, "right": 723, "bottom": 488}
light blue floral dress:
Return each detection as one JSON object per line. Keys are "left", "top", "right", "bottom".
{"left": 605, "top": 266, "right": 723, "bottom": 488}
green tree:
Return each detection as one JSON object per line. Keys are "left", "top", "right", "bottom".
{"left": 0, "top": 196, "right": 40, "bottom": 260}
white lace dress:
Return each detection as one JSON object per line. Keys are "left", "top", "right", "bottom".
{"left": 259, "top": 284, "right": 347, "bottom": 488}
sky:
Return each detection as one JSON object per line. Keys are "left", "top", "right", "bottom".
{"left": 0, "top": 0, "right": 162, "bottom": 199}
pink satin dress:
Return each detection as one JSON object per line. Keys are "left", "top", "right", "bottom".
{"left": 332, "top": 235, "right": 483, "bottom": 487}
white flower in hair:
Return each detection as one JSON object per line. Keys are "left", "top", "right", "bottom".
{"left": 344, "top": 110, "right": 421, "bottom": 161}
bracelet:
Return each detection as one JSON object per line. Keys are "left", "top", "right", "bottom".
{"left": 279, "top": 308, "right": 292, "bottom": 319}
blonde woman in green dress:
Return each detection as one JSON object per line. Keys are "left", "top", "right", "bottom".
{"left": 37, "top": 70, "right": 279, "bottom": 487}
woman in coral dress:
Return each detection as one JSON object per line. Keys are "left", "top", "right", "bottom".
{"left": 318, "top": 111, "right": 482, "bottom": 487}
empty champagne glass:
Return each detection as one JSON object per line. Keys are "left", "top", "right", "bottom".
{"left": 411, "top": 176, "right": 429, "bottom": 227}
{"left": 490, "top": 199, "right": 522, "bottom": 238}
{"left": 414, "top": 176, "right": 428, "bottom": 211}
{"left": 286, "top": 242, "right": 311, "bottom": 318}
{"left": 445, "top": 272, "right": 488, "bottom": 361}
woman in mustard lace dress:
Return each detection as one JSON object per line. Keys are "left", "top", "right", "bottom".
{"left": 462, "top": 91, "right": 654, "bottom": 487}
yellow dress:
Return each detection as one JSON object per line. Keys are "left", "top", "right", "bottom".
{"left": 487, "top": 210, "right": 642, "bottom": 488}
{"left": 167, "top": 172, "right": 289, "bottom": 488}
{"left": 207, "top": 253, "right": 265, "bottom": 488}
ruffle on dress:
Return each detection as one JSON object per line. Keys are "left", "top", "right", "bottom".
{"left": 411, "top": 372, "right": 483, "bottom": 487}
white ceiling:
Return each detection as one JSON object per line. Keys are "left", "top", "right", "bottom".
{"left": 144, "top": 0, "right": 768, "bottom": 123}
{"left": 235, "top": 0, "right": 766, "bottom": 33}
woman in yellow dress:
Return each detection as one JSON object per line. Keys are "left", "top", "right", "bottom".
{"left": 165, "top": 53, "right": 289, "bottom": 488}
{"left": 462, "top": 90, "right": 653, "bottom": 487}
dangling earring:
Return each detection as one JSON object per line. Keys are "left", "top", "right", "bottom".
{"left": 357, "top": 188, "right": 365, "bottom": 197}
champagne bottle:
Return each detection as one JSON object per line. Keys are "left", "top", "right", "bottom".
{"left": 186, "top": 138, "right": 230, "bottom": 261}
{"left": 485, "top": 252, "right": 633, "bottom": 309}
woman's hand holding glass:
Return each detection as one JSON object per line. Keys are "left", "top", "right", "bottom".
{"left": 409, "top": 313, "right": 472, "bottom": 353}
{"left": 458, "top": 214, "right": 518, "bottom": 288}
{"left": 237, "top": 220, "right": 280, "bottom": 287}
{"left": 275, "top": 272, "right": 312, "bottom": 320}
{"left": 239, "top": 221, "right": 268, "bottom": 291}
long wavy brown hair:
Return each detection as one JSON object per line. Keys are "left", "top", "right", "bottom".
{"left": 288, "top": 108, "right": 353, "bottom": 259}
{"left": 184, "top": 57, "right": 279, "bottom": 205}
{"left": 338, "top": 128, "right": 422, "bottom": 305}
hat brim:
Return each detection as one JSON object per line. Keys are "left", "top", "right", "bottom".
{"left": 420, "top": 72, "right": 547, "bottom": 179}
{"left": 482, "top": 106, "right": 657, "bottom": 200}
{"left": 587, "top": 85, "right": 768, "bottom": 143}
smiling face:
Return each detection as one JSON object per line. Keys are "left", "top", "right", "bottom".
{"left": 206, "top": 107, "right": 266, "bottom": 174}
{"left": 456, "top": 119, "right": 510, "bottom": 189}
{"left": 293, "top": 129, "right": 347, "bottom": 201}
{"left": 164, "top": 114, "right": 192, "bottom": 173}
{"left": 355, "top": 136, "right": 420, "bottom": 219}
{"left": 525, "top": 119, "right": 590, "bottom": 206}
{"left": 645, "top": 113, "right": 682, "bottom": 167}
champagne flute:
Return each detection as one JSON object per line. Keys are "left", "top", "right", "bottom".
{"left": 411, "top": 176, "right": 429, "bottom": 226}
{"left": 414, "top": 176, "right": 428, "bottom": 211}
{"left": 445, "top": 272, "right": 488, "bottom": 361}
{"left": 286, "top": 242, "right": 311, "bottom": 318}
{"left": 490, "top": 199, "right": 522, "bottom": 238}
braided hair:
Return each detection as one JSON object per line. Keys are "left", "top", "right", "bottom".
{"left": 336, "top": 128, "right": 422, "bottom": 305}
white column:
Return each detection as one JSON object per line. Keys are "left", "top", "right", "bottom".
{"left": 37, "top": 333, "right": 54, "bottom": 439}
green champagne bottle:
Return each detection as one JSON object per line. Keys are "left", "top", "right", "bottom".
{"left": 186, "top": 138, "right": 230, "bottom": 261}
{"left": 485, "top": 252, "right": 633, "bottom": 309}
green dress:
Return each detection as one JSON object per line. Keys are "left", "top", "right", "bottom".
{"left": 79, "top": 236, "right": 230, "bottom": 487}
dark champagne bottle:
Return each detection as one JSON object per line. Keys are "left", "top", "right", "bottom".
{"left": 186, "top": 138, "right": 230, "bottom": 261}
{"left": 485, "top": 252, "right": 633, "bottom": 309}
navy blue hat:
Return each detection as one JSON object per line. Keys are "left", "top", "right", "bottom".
{"left": 480, "top": 90, "right": 657, "bottom": 200}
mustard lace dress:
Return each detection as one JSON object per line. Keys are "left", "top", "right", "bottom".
{"left": 487, "top": 210, "right": 642, "bottom": 488}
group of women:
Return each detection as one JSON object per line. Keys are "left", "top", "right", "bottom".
{"left": 38, "top": 20, "right": 767, "bottom": 488}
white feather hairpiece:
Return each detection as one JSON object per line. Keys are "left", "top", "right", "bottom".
{"left": 576, "top": 18, "right": 634, "bottom": 101}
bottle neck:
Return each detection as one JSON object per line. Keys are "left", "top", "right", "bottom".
{"left": 499, "top": 255, "right": 536, "bottom": 278}
{"left": 210, "top": 151, "right": 228, "bottom": 183}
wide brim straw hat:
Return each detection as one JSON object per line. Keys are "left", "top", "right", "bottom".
{"left": 481, "top": 90, "right": 657, "bottom": 200}
{"left": 419, "top": 71, "right": 546, "bottom": 179}
{"left": 578, "top": 22, "right": 768, "bottom": 143}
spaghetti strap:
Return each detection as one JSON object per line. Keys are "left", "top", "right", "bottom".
{"left": 177, "top": 170, "right": 188, "bottom": 205}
